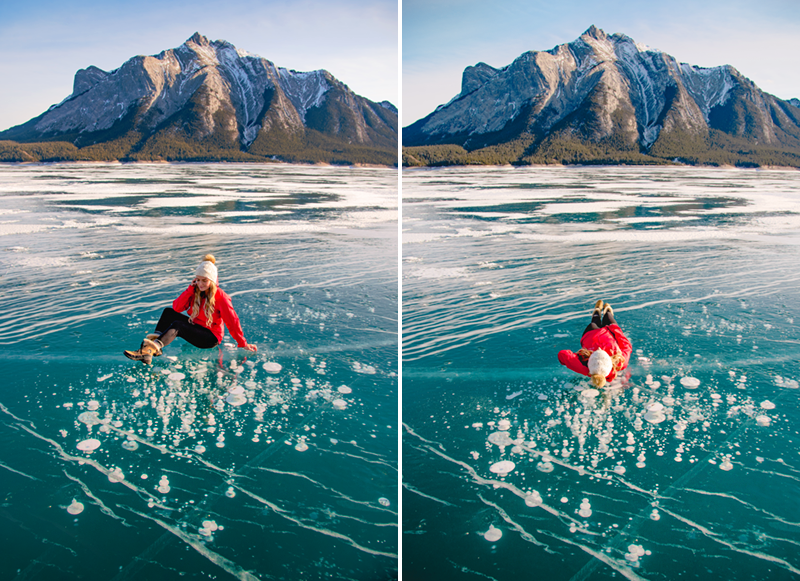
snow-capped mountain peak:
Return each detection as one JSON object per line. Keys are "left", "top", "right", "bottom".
{"left": 1, "top": 33, "right": 397, "bottom": 165}
{"left": 404, "top": 26, "right": 800, "bottom": 162}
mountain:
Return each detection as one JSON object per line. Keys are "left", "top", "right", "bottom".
{"left": 403, "top": 26, "right": 800, "bottom": 168}
{"left": 0, "top": 33, "right": 397, "bottom": 166}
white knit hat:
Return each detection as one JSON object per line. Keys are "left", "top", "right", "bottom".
{"left": 588, "top": 349, "right": 612, "bottom": 377}
{"left": 195, "top": 260, "right": 218, "bottom": 282}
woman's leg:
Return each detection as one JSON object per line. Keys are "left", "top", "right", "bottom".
{"left": 601, "top": 307, "right": 617, "bottom": 327}
{"left": 584, "top": 301, "right": 603, "bottom": 335}
{"left": 153, "top": 308, "right": 189, "bottom": 347}
{"left": 176, "top": 322, "right": 218, "bottom": 349}
{"left": 153, "top": 308, "right": 218, "bottom": 349}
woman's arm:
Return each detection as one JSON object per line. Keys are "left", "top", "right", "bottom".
{"left": 606, "top": 324, "right": 633, "bottom": 364}
{"left": 558, "top": 350, "right": 590, "bottom": 377}
{"left": 172, "top": 285, "right": 194, "bottom": 314}
{"left": 217, "top": 291, "right": 255, "bottom": 350}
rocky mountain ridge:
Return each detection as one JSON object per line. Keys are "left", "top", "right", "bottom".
{"left": 404, "top": 26, "right": 800, "bottom": 168}
{"left": 1, "top": 33, "right": 397, "bottom": 165}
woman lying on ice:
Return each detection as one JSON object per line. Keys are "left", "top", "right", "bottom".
{"left": 558, "top": 300, "right": 632, "bottom": 388}
{"left": 124, "top": 254, "right": 257, "bottom": 364}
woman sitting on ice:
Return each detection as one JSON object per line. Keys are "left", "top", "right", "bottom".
{"left": 124, "top": 254, "right": 257, "bottom": 364}
{"left": 558, "top": 300, "right": 632, "bottom": 388}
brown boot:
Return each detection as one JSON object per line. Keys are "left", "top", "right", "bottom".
{"left": 124, "top": 337, "right": 163, "bottom": 365}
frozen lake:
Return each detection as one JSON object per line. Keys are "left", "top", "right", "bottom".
{"left": 0, "top": 163, "right": 398, "bottom": 580}
{"left": 402, "top": 166, "right": 800, "bottom": 580}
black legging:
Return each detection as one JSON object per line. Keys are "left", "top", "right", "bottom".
{"left": 154, "top": 308, "right": 219, "bottom": 349}
{"left": 583, "top": 308, "right": 617, "bottom": 336}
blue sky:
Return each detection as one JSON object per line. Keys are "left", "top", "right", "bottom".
{"left": 403, "top": 0, "right": 800, "bottom": 125}
{"left": 0, "top": 0, "right": 398, "bottom": 131}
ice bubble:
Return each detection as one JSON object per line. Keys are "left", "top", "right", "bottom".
{"left": 332, "top": 399, "right": 347, "bottom": 410}
{"left": 76, "top": 438, "right": 101, "bottom": 452}
{"left": 295, "top": 441, "right": 309, "bottom": 452}
{"left": 711, "top": 393, "right": 722, "bottom": 400}
{"left": 525, "top": 492, "right": 543, "bottom": 507}
{"left": 86, "top": 400, "right": 100, "bottom": 411}
{"left": 379, "top": 497, "right": 391, "bottom": 507}
{"left": 352, "top": 362, "right": 377, "bottom": 374}
{"left": 168, "top": 372, "right": 185, "bottom": 381}
{"left": 644, "top": 411, "right": 666, "bottom": 424}
{"left": 720, "top": 459, "right": 734, "bottom": 471}
{"left": 650, "top": 509, "right": 660, "bottom": 521}
{"left": 225, "top": 393, "right": 247, "bottom": 406}
{"left": 337, "top": 385, "right": 352, "bottom": 394}
{"left": 77, "top": 412, "right": 102, "bottom": 427}
{"left": 122, "top": 440, "right": 139, "bottom": 451}
{"left": 506, "top": 391, "right": 523, "bottom": 400}
{"left": 291, "top": 378, "right": 302, "bottom": 384}
{"left": 538, "top": 393, "right": 548, "bottom": 400}
{"left": 483, "top": 525, "right": 502, "bottom": 542}
{"left": 580, "top": 389, "right": 600, "bottom": 398}
{"left": 760, "top": 400, "right": 776, "bottom": 410}
{"left": 263, "top": 362, "right": 282, "bottom": 374}
{"left": 489, "top": 460, "right": 515, "bottom": 475}
{"left": 158, "top": 483, "right": 171, "bottom": 494}
{"left": 199, "top": 520, "right": 219, "bottom": 536}
{"left": 487, "top": 431, "right": 514, "bottom": 447}
{"left": 536, "top": 461, "right": 555, "bottom": 473}
{"left": 578, "top": 499, "right": 592, "bottom": 518}
{"left": 67, "top": 499, "right": 84, "bottom": 515}
{"left": 108, "top": 467, "right": 125, "bottom": 483}
{"left": 647, "top": 402, "right": 664, "bottom": 412}
{"left": 756, "top": 415, "right": 771, "bottom": 426}
{"left": 680, "top": 377, "right": 700, "bottom": 389}
{"left": 497, "top": 419, "right": 511, "bottom": 431}
{"left": 614, "top": 465, "right": 626, "bottom": 475}
{"left": 627, "top": 544, "right": 646, "bottom": 559}
{"left": 229, "top": 385, "right": 245, "bottom": 395}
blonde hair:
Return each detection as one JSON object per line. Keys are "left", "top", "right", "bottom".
{"left": 190, "top": 254, "right": 217, "bottom": 322}
{"left": 590, "top": 374, "right": 607, "bottom": 388}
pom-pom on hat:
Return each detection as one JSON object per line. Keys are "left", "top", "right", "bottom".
{"left": 195, "top": 254, "right": 218, "bottom": 282}
{"left": 588, "top": 349, "right": 612, "bottom": 377}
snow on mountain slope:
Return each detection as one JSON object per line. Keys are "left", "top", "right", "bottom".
{"left": 5, "top": 33, "right": 393, "bottom": 152}
{"left": 404, "top": 26, "right": 799, "bottom": 153}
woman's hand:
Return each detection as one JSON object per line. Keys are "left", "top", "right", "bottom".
{"left": 243, "top": 343, "right": 258, "bottom": 352}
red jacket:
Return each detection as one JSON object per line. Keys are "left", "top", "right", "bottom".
{"left": 173, "top": 285, "right": 247, "bottom": 347}
{"left": 558, "top": 324, "right": 632, "bottom": 381}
